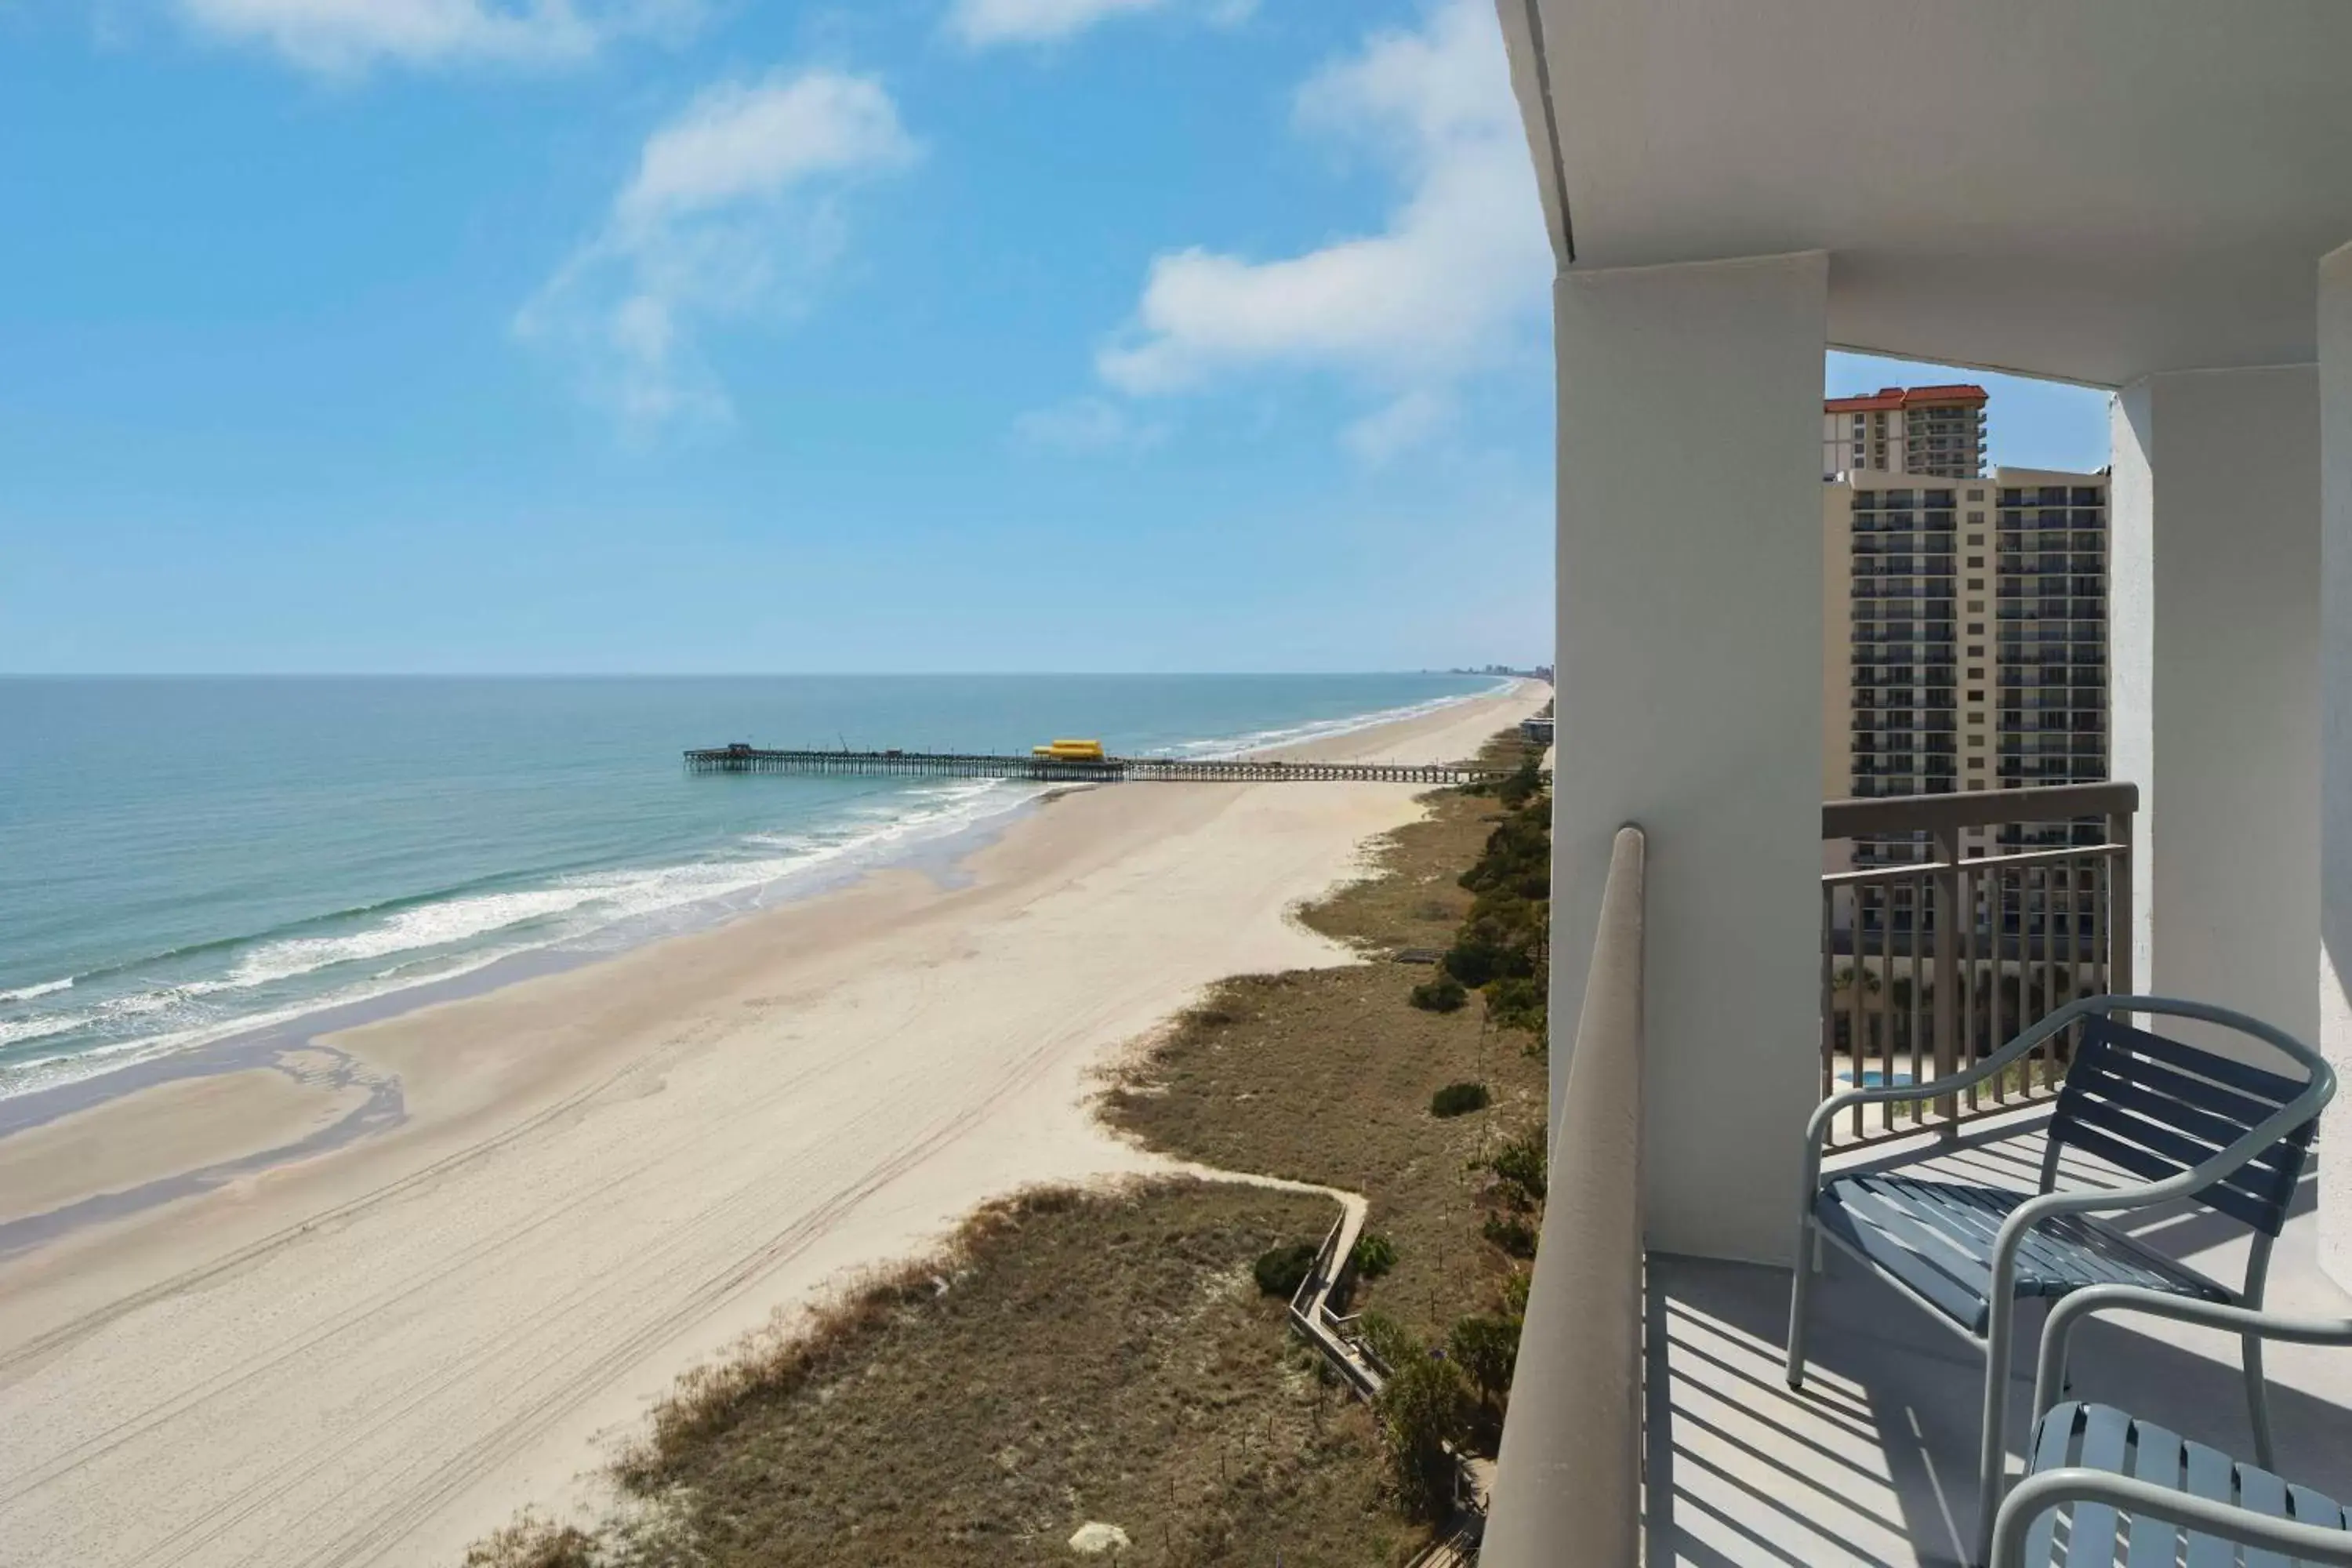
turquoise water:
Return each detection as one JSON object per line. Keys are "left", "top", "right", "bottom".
{"left": 0, "top": 674, "right": 1500, "bottom": 1099}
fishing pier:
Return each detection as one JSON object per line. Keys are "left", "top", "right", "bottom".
{"left": 683, "top": 746, "right": 1511, "bottom": 787}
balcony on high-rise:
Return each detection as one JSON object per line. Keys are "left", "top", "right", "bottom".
{"left": 1481, "top": 3, "right": 2352, "bottom": 1565}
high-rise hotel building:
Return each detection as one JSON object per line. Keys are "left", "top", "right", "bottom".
{"left": 1824, "top": 383, "right": 1989, "bottom": 479}
{"left": 1824, "top": 388, "right": 2111, "bottom": 935}
{"left": 1827, "top": 466, "right": 2110, "bottom": 805}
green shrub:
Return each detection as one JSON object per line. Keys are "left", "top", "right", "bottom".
{"left": 1472, "top": 887, "right": 1551, "bottom": 948}
{"left": 1481, "top": 1214, "right": 1537, "bottom": 1258}
{"left": 1374, "top": 1354, "right": 1473, "bottom": 1520}
{"left": 1448, "top": 1314, "right": 1523, "bottom": 1410}
{"left": 1486, "top": 1127, "right": 1548, "bottom": 1205}
{"left": 1252, "top": 1241, "right": 1319, "bottom": 1299}
{"left": 1484, "top": 975, "right": 1546, "bottom": 1036}
{"left": 1496, "top": 755, "right": 1546, "bottom": 810}
{"left": 1433, "top": 793, "right": 1553, "bottom": 1022}
{"left": 1439, "top": 942, "right": 1495, "bottom": 989}
{"left": 1459, "top": 807, "right": 1552, "bottom": 900}
{"left": 1428, "top": 1080, "right": 1491, "bottom": 1118}
{"left": 1409, "top": 975, "right": 1468, "bottom": 1013}
{"left": 1443, "top": 896, "right": 1544, "bottom": 988}
{"left": 1350, "top": 1231, "right": 1398, "bottom": 1279}
{"left": 1355, "top": 1309, "right": 1421, "bottom": 1373}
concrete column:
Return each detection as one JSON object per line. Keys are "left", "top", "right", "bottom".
{"left": 2321, "top": 241, "right": 2352, "bottom": 1289}
{"left": 2110, "top": 366, "right": 2320, "bottom": 1061}
{"left": 1550, "top": 251, "right": 1825, "bottom": 1265}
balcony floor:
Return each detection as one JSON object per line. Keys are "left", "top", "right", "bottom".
{"left": 1645, "top": 1120, "right": 2352, "bottom": 1566}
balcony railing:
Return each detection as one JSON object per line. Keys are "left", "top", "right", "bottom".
{"left": 1820, "top": 781, "right": 2137, "bottom": 1145}
{"left": 1483, "top": 824, "right": 1644, "bottom": 1567}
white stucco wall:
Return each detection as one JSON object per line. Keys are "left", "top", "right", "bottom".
{"left": 2110, "top": 367, "right": 2321, "bottom": 1060}
{"left": 1549, "top": 250, "right": 1826, "bottom": 1266}
{"left": 2320, "top": 242, "right": 2352, "bottom": 1290}
{"left": 2110, "top": 384, "right": 2157, "bottom": 999}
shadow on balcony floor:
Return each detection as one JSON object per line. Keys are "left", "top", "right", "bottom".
{"left": 1642, "top": 1132, "right": 2352, "bottom": 1566}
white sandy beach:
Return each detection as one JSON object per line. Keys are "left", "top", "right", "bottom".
{"left": 0, "top": 681, "right": 1547, "bottom": 1568}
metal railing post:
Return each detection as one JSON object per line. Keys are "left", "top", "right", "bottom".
{"left": 1820, "top": 782, "right": 2139, "bottom": 1145}
{"left": 1933, "top": 823, "right": 1961, "bottom": 1126}
{"left": 2110, "top": 801, "right": 2136, "bottom": 1004}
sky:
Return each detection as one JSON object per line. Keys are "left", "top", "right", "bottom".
{"left": 0, "top": 0, "right": 2110, "bottom": 676}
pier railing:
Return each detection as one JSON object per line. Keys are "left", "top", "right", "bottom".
{"left": 684, "top": 746, "right": 1515, "bottom": 787}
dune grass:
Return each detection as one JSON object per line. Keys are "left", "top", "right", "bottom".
{"left": 472, "top": 1181, "right": 1414, "bottom": 1567}
{"left": 1102, "top": 768, "right": 1547, "bottom": 1356}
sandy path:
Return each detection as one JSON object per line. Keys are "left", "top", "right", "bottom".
{"left": 0, "top": 682, "right": 1546, "bottom": 1568}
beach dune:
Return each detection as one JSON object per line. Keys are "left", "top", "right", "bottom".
{"left": 0, "top": 683, "right": 1547, "bottom": 1568}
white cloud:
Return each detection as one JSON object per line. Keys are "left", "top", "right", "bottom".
{"left": 516, "top": 69, "right": 918, "bottom": 434}
{"left": 945, "top": 0, "right": 1250, "bottom": 49}
{"left": 1342, "top": 388, "right": 1451, "bottom": 464}
{"left": 1013, "top": 396, "right": 1167, "bottom": 452}
{"left": 1092, "top": 0, "right": 1549, "bottom": 452}
{"left": 175, "top": 0, "right": 696, "bottom": 74}
{"left": 619, "top": 71, "right": 917, "bottom": 225}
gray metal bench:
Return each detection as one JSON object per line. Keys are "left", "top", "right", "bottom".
{"left": 1786, "top": 996, "right": 2335, "bottom": 1565}
{"left": 1991, "top": 1285, "right": 2352, "bottom": 1566}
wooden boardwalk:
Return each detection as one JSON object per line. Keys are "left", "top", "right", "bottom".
{"left": 683, "top": 746, "right": 1509, "bottom": 787}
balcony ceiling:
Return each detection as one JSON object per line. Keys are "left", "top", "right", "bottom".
{"left": 1498, "top": 0, "right": 2352, "bottom": 388}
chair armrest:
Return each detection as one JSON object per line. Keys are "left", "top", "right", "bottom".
{"left": 1993, "top": 1468, "right": 2352, "bottom": 1568}
{"left": 1795, "top": 996, "right": 2108, "bottom": 1210}
{"left": 1811, "top": 996, "right": 2087, "bottom": 1120}
{"left": 2032, "top": 1285, "right": 2352, "bottom": 1424}
{"left": 1803, "top": 994, "right": 2092, "bottom": 1138}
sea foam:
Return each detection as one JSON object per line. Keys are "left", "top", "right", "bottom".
{"left": 0, "top": 774, "right": 1039, "bottom": 1102}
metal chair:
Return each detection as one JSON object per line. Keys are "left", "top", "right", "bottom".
{"left": 1785, "top": 995, "right": 2334, "bottom": 1566}
{"left": 1991, "top": 1283, "right": 2352, "bottom": 1566}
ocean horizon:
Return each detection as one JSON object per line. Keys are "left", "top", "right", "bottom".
{"left": 0, "top": 673, "right": 1506, "bottom": 1101}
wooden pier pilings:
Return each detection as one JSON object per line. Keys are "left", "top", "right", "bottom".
{"left": 683, "top": 746, "right": 1511, "bottom": 787}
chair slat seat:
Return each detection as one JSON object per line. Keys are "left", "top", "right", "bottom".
{"left": 1814, "top": 1174, "right": 2230, "bottom": 1336}
{"left": 1789, "top": 998, "right": 2336, "bottom": 1567}
{"left": 2028, "top": 1403, "right": 2352, "bottom": 1566}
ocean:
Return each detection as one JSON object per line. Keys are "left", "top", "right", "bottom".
{"left": 0, "top": 673, "right": 1502, "bottom": 1101}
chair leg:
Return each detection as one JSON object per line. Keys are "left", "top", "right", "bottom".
{"left": 1974, "top": 1299, "right": 2017, "bottom": 1568}
{"left": 1785, "top": 1219, "right": 1814, "bottom": 1390}
{"left": 1973, "top": 1381, "right": 2005, "bottom": 1567}
{"left": 2246, "top": 1331, "right": 2277, "bottom": 1470}
{"left": 2242, "top": 1232, "right": 2280, "bottom": 1472}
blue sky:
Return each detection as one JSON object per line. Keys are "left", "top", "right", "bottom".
{"left": 0, "top": 0, "right": 2107, "bottom": 676}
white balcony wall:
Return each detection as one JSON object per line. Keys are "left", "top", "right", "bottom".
{"left": 2321, "top": 241, "right": 2352, "bottom": 1290}
{"left": 1549, "top": 250, "right": 1824, "bottom": 1265}
{"left": 2111, "top": 367, "right": 2321, "bottom": 1062}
